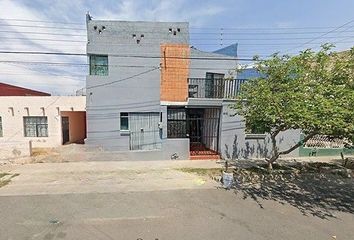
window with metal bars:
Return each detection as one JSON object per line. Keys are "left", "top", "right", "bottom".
{"left": 167, "top": 108, "right": 187, "bottom": 138}
{"left": 23, "top": 116, "right": 48, "bottom": 137}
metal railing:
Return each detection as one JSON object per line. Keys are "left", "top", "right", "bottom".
{"left": 188, "top": 78, "right": 248, "bottom": 99}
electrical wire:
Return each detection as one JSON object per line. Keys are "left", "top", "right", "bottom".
{"left": 86, "top": 68, "right": 159, "bottom": 89}
{"left": 282, "top": 19, "right": 354, "bottom": 54}
{"left": 0, "top": 50, "right": 249, "bottom": 61}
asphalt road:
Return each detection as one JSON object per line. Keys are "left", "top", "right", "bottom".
{"left": 1, "top": 188, "right": 354, "bottom": 240}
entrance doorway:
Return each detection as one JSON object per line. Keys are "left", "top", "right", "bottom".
{"left": 62, "top": 116, "right": 69, "bottom": 144}
{"left": 167, "top": 107, "right": 221, "bottom": 157}
{"left": 60, "top": 111, "right": 86, "bottom": 145}
{"left": 187, "top": 108, "right": 220, "bottom": 156}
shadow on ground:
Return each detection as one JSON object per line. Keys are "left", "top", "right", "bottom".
{"left": 232, "top": 165, "right": 354, "bottom": 219}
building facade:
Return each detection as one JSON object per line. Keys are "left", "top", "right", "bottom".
{"left": 0, "top": 84, "right": 86, "bottom": 160}
{"left": 85, "top": 16, "right": 302, "bottom": 160}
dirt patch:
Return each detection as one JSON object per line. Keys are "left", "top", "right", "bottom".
{"left": 31, "top": 148, "right": 58, "bottom": 157}
{"left": 177, "top": 168, "right": 223, "bottom": 180}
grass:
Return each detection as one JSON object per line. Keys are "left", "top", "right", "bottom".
{"left": 0, "top": 173, "right": 10, "bottom": 179}
{"left": 0, "top": 173, "right": 19, "bottom": 188}
{"left": 177, "top": 168, "right": 223, "bottom": 179}
{"left": 31, "top": 147, "right": 56, "bottom": 157}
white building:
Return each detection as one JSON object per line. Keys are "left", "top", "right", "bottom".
{"left": 0, "top": 95, "right": 86, "bottom": 160}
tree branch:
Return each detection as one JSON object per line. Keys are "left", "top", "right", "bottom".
{"left": 278, "top": 132, "right": 317, "bottom": 155}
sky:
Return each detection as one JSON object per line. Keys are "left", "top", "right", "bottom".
{"left": 0, "top": 0, "right": 353, "bottom": 95}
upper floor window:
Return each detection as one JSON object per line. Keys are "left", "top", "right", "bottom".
{"left": 90, "top": 55, "right": 108, "bottom": 76}
{"left": 24, "top": 116, "right": 48, "bottom": 137}
{"left": 205, "top": 72, "right": 225, "bottom": 98}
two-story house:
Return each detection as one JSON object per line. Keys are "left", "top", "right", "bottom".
{"left": 85, "top": 14, "right": 303, "bottom": 160}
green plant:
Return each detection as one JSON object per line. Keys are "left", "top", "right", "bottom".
{"left": 233, "top": 44, "right": 354, "bottom": 169}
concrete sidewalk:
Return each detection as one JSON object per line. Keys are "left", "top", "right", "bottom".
{"left": 0, "top": 160, "right": 221, "bottom": 196}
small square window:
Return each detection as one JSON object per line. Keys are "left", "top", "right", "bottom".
{"left": 120, "top": 113, "right": 129, "bottom": 130}
{"left": 23, "top": 116, "right": 48, "bottom": 137}
{"left": 89, "top": 55, "right": 108, "bottom": 76}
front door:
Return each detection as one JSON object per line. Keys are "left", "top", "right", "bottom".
{"left": 187, "top": 109, "right": 204, "bottom": 150}
{"left": 62, "top": 116, "right": 69, "bottom": 144}
{"left": 187, "top": 108, "right": 221, "bottom": 155}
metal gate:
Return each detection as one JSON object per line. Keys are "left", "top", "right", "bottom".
{"left": 188, "top": 108, "right": 220, "bottom": 155}
{"left": 129, "top": 112, "right": 162, "bottom": 150}
{"left": 167, "top": 108, "right": 221, "bottom": 155}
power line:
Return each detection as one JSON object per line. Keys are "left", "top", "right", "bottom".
{"left": 0, "top": 36, "right": 85, "bottom": 42}
{"left": 0, "top": 30, "right": 86, "bottom": 37}
{"left": 3, "top": 22, "right": 354, "bottom": 35}
{"left": 2, "top": 18, "right": 354, "bottom": 32}
{"left": 282, "top": 19, "right": 354, "bottom": 54}
{"left": 86, "top": 68, "right": 159, "bottom": 89}
{"left": 2, "top": 29, "right": 354, "bottom": 41}
{"left": 0, "top": 60, "right": 242, "bottom": 70}
{"left": 0, "top": 23, "right": 86, "bottom": 31}
{"left": 1, "top": 37, "right": 352, "bottom": 46}
{"left": 189, "top": 26, "right": 354, "bottom": 30}
{"left": 0, "top": 50, "right": 250, "bottom": 61}
{"left": 0, "top": 18, "right": 84, "bottom": 25}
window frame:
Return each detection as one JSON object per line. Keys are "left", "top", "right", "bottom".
{"left": 167, "top": 107, "right": 187, "bottom": 138}
{"left": 120, "top": 112, "right": 129, "bottom": 131}
{"left": 23, "top": 116, "right": 48, "bottom": 137}
{"left": 89, "top": 55, "right": 108, "bottom": 76}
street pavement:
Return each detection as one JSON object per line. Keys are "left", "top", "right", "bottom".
{"left": 0, "top": 161, "right": 353, "bottom": 240}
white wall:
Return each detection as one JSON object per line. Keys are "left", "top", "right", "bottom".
{"left": 0, "top": 96, "right": 85, "bottom": 159}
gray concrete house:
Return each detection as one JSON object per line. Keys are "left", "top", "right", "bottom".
{"left": 85, "top": 14, "right": 302, "bottom": 160}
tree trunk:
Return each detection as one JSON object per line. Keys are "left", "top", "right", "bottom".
{"left": 267, "top": 131, "right": 317, "bottom": 171}
{"left": 268, "top": 161, "right": 273, "bottom": 171}
{"left": 267, "top": 131, "right": 280, "bottom": 170}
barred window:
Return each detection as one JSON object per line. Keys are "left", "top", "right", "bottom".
{"left": 89, "top": 55, "right": 108, "bottom": 76}
{"left": 23, "top": 117, "right": 48, "bottom": 137}
{"left": 167, "top": 108, "right": 187, "bottom": 138}
{"left": 0, "top": 116, "right": 3, "bottom": 137}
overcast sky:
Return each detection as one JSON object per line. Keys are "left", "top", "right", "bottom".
{"left": 0, "top": 0, "right": 353, "bottom": 95}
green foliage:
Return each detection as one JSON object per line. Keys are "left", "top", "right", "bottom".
{"left": 233, "top": 44, "right": 354, "bottom": 161}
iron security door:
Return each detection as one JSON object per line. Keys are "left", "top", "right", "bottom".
{"left": 187, "top": 108, "right": 220, "bottom": 154}
{"left": 129, "top": 113, "right": 161, "bottom": 150}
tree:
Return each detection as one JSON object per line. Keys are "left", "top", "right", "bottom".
{"left": 233, "top": 44, "right": 354, "bottom": 169}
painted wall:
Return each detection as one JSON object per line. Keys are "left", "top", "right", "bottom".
{"left": 0, "top": 96, "right": 86, "bottom": 159}
{"left": 220, "top": 101, "right": 301, "bottom": 160}
{"left": 86, "top": 20, "right": 189, "bottom": 151}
